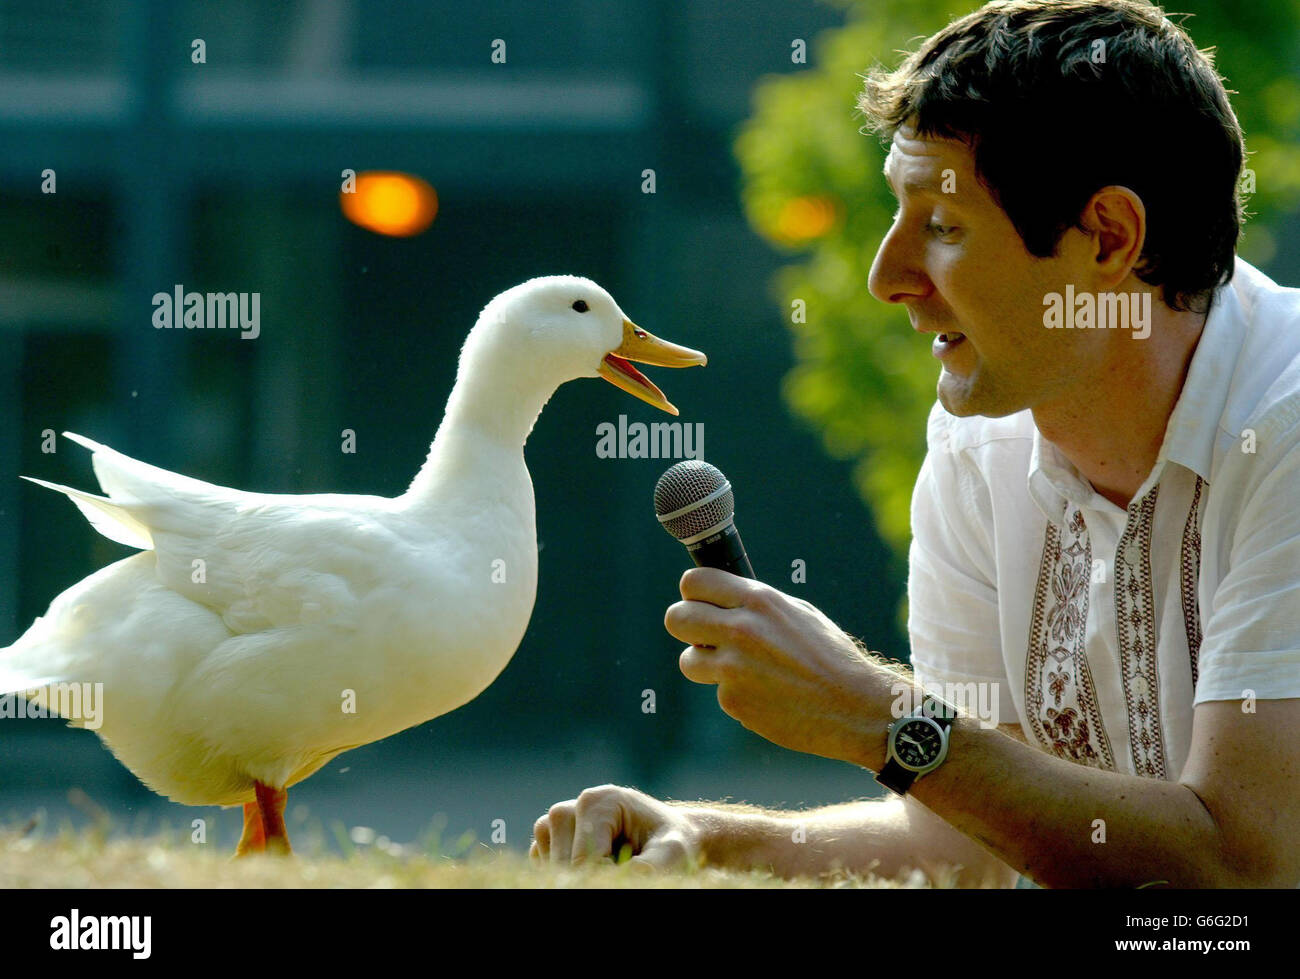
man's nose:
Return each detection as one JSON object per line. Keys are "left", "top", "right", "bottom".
{"left": 868, "top": 221, "right": 927, "bottom": 310}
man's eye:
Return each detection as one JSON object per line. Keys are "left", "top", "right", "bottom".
{"left": 925, "top": 221, "right": 958, "bottom": 238}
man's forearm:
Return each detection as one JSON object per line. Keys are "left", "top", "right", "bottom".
{"left": 676, "top": 795, "right": 1018, "bottom": 887}
{"left": 904, "top": 717, "right": 1236, "bottom": 887}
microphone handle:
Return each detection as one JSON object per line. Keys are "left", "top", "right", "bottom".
{"left": 684, "top": 520, "right": 755, "bottom": 579}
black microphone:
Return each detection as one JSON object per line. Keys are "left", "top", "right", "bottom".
{"left": 653, "top": 460, "right": 755, "bottom": 579}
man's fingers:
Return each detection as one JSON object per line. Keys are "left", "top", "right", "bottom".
{"left": 665, "top": 598, "right": 741, "bottom": 647}
{"left": 545, "top": 802, "right": 576, "bottom": 865}
{"left": 527, "top": 816, "right": 548, "bottom": 852}
{"left": 571, "top": 800, "right": 619, "bottom": 865}
{"left": 679, "top": 644, "right": 726, "bottom": 684}
{"left": 680, "top": 566, "right": 754, "bottom": 606}
{"left": 530, "top": 816, "right": 551, "bottom": 860}
{"left": 571, "top": 786, "right": 648, "bottom": 863}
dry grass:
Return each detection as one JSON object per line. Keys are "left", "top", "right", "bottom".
{"left": 0, "top": 817, "right": 961, "bottom": 889}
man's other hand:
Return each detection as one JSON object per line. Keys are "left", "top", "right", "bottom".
{"left": 530, "top": 784, "right": 703, "bottom": 870}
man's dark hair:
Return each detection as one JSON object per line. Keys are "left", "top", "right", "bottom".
{"left": 858, "top": 0, "right": 1245, "bottom": 313}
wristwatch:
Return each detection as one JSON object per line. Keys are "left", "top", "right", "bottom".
{"left": 875, "top": 694, "right": 958, "bottom": 795}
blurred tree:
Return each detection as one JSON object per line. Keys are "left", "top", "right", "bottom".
{"left": 736, "top": 0, "right": 1300, "bottom": 558}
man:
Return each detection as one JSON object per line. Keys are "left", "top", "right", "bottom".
{"left": 531, "top": 0, "right": 1300, "bottom": 887}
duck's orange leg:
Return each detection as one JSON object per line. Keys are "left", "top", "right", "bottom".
{"left": 235, "top": 802, "right": 266, "bottom": 857}
{"left": 233, "top": 782, "right": 291, "bottom": 857}
{"left": 255, "top": 781, "right": 292, "bottom": 855}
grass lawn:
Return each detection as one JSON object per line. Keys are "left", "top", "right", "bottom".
{"left": 0, "top": 818, "right": 964, "bottom": 888}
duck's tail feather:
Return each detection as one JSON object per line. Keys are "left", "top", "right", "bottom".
{"left": 20, "top": 476, "right": 154, "bottom": 551}
{"left": 59, "top": 432, "right": 105, "bottom": 455}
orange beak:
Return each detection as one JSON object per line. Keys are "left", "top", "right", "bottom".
{"left": 597, "top": 319, "right": 707, "bottom": 416}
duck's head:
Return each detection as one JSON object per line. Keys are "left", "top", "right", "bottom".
{"left": 474, "top": 275, "right": 707, "bottom": 415}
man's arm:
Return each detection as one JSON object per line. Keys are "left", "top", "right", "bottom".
{"left": 905, "top": 698, "right": 1300, "bottom": 888}
{"left": 667, "top": 568, "right": 1300, "bottom": 888}
{"left": 689, "top": 785, "right": 1020, "bottom": 887}
{"left": 690, "top": 721, "right": 1026, "bottom": 885}
{"left": 531, "top": 722, "right": 1028, "bottom": 887}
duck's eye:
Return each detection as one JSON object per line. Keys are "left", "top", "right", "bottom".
{"left": 572, "top": 300, "right": 589, "bottom": 313}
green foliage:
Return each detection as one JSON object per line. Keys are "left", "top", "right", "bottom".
{"left": 736, "top": 0, "right": 1300, "bottom": 557}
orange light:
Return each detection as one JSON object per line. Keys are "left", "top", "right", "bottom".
{"left": 340, "top": 171, "right": 438, "bottom": 237}
{"left": 773, "top": 195, "right": 838, "bottom": 243}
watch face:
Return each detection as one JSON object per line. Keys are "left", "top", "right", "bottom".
{"left": 891, "top": 718, "right": 945, "bottom": 771}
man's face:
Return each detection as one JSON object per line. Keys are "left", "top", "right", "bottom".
{"left": 868, "top": 125, "right": 1100, "bottom": 418}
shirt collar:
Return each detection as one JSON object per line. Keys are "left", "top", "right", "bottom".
{"left": 1028, "top": 262, "right": 1246, "bottom": 524}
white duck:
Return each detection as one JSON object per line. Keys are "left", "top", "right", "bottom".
{"left": 0, "top": 276, "right": 706, "bottom": 855}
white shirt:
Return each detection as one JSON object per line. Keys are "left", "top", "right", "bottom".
{"left": 908, "top": 257, "right": 1300, "bottom": 780}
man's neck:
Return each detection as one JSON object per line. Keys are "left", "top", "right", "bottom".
{"left": 1032, "top": 301, "right": 1209, "bottom": 511}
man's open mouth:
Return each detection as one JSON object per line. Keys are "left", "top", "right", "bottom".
{"left": 932, "top": 331, "right": 966, "bottom": 358}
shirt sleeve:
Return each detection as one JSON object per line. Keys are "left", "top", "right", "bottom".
{"left": 1194, "top": 403, "right": 1300, "bottom": 704}
{"left": 907, "top": 403, "right": 1018, "bottom": 723}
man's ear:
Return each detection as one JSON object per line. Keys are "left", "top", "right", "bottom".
{"left": 1080, "top": 185, "right": 1146, "bottom": 291}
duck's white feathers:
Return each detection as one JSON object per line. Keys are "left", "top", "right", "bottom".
{"left": 28, "top": 432, "right": 385, "bottom": 634}
{"left": 3, "top": 432, "right": 540, "bottom": 806}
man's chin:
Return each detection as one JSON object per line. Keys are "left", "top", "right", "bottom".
{"left": 937, "top": 374, "right": 1022, "bottom": 419}
{"left": 937, "top": 374, "right": 977, "bottom": 417}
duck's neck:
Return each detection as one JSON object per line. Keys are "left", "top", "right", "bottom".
{"left": 402, "top": 364, "right": 556, "bottom": 505}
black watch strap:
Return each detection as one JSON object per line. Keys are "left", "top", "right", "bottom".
{"left": 876, "top": 758, "right": 918, "bottom": 794}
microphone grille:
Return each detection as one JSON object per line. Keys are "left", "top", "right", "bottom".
{"left": 654, "top": 460, "right": 735, "bottom": 542}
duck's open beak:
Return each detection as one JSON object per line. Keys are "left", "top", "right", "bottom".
{"left": 598, "top": 318, "right": 707, "bottom": 416}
